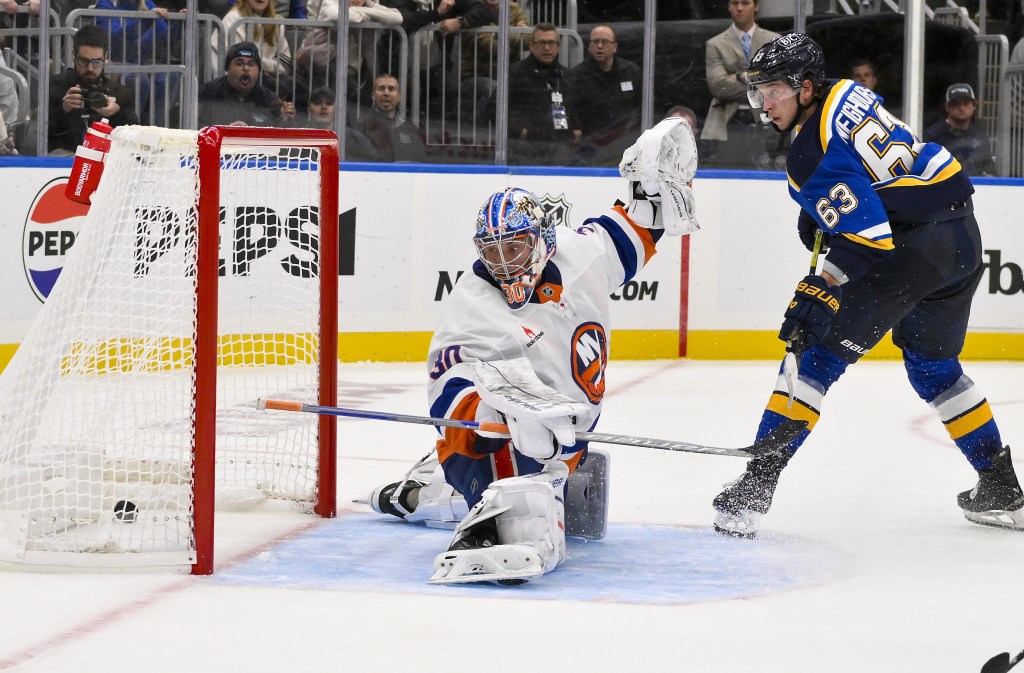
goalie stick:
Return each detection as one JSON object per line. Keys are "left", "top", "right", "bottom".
{"left": 982, "top": 648, "right": 1024, "bottom": 673}
{"left": 257, "top": 399, "right": 807, "bottom": 458}
{"left": 783, "top": 228, "right": 824, "bottom": 409}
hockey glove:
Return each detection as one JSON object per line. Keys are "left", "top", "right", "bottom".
{"left": 779, "top": 275, "right": 842, "bottom": 351}
{"left": 619, "top": 116, "right": 699, "bottom": 235}
{"left": 474, "top": 401, "right": 511, "bottom": 439}
{"left": 797, "top": 211, "right": 831, "bottom": 253}
{"left": 507, "top": 415, "right": 576, "bottom": 464}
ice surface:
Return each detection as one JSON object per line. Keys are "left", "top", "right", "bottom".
{"left": 1, "top": 359, "right": 1022, "bottom": 673}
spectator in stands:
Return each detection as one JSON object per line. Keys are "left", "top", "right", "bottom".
{"left": 667, "top": 104, "right": 699, "bottom": 135}
{"left": 48, "top": 25, "right": 138, "bottom": 155}
{"left": 569, "top": 23, "right": 641, "bottom": 167}
{"left": 0, "top": 0, "right": 38, "bottom": 15}
{"left": 269, "top": 0, "right": 306, "bottom": 18}
{"left": 383, "top": 0, "right": 493, "bottom": 120}
{"left": 923, "top": 83, "right": 996, "bottom": 176}
{"left": 354, "top": 73, "right": 426, "bottom": 162}
{"left": 0, "top": 46, "right": 18, "bottom": 127}
{"left": 701, "top": 0, "right": 779, "bottom": 166}
{"left": 499, "top": 22, "right": 581, "bottom": 166}
{"left": 849, "top": 58, "right": 878, "bottom": 92}
{"left": 94, "top": 0, "right": 182, "bottom": 126}
{"left": 302, "top": 85, "right": 382, "bottom": 161}
{"left": 0, "top": 108, "right": 16, "bottom": 155}
{"left": 454, "top": 0, "right": 529, "bottom": 124}
{"left": 297, "top": 0, "right": 401, "bottom": 104}
{"left": 215, "top": 0, "right": 294, "bottom": 95}
{"left": 197, "top": 41, "right": 296, "bottom": 127}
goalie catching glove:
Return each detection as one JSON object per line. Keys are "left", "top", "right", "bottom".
{"left": 779, "top": 275, "right": 842, "bottom": 351}
{"left": 619, "top": 116, "right": 699, "bottom": 235}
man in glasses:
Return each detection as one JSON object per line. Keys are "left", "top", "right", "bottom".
{"left": 501, "top": 22, "right": 582, "bottom": 166}
{"left": 568, "top": 24, "right": 641, "bottom": 167}
{"left": 712, "top": 33, "right": 1022, "bottom": 539}
{"left": 47, "top": 24, "right": 137, "bottom": 155}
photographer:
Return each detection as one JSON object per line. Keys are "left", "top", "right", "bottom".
{"left": 48, "top": 24, "right": 138, "bottom": 155}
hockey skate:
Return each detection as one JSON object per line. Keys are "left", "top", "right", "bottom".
{"left": 713, "top": 453, "right": 790, "bottom": 539}
{"left": 958, "top": 447, "right": 1024, "bottom": 531}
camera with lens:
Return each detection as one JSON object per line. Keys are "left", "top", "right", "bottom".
{"left": 81, "top": 85, "right": 110, "bottom": 110}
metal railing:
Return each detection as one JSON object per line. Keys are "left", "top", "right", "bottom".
{"left": 1, "top": 47, "right": 30, "bottom": 122}
{"left": 976, "top": 33, "right": 1007, "bottom": 158}
{"left": 997, "top": 64, "right": 1024, "bottom": 176}
{"left": 520, "top": 0, "right": 577, "bottom": 31}
{"left": 410, "top": 24, "right": 582, "bottom": 154}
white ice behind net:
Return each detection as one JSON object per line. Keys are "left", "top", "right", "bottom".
{"left": 0, "top": 127, "right": 324, "bottom": 568}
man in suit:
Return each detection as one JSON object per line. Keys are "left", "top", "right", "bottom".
{"left": 701, "top": 0, "right": 778, "bottom": 166}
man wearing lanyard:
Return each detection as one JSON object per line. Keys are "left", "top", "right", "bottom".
{"left": 503, "top": 22, "right": 581, "bottom": 165}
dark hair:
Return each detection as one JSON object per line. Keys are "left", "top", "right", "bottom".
{"left": 533, "top": 22, "right": 558, "bottom": 36}
{"left": 373, "top": 72, "right": 400, "bottom": 86}
{"left": 849, "top": 58, "right": 875, "bottom": 74}
{"left": 73, "top": 24, "right": 109, "bottom": 55}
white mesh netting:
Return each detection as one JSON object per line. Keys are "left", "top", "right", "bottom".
{"left": 0, "top": 127, "right": 328, "bottom": 569}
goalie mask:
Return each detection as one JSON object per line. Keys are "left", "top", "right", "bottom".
{"left": 474, "top": 188, "right": 556, "bottom": 310}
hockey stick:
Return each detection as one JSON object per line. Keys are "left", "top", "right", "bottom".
{"left": 982, "top": 648, "right": 1024, "bottom": 673}
{"left": 257, "top": 399, "right": 806, "bottom": 458}
{"left": 783, "top": 229, "right": 824, "bottom": 408}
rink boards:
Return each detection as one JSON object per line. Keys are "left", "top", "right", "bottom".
{"left": 0, "top": 162, "right": 1021, "bottom": 369}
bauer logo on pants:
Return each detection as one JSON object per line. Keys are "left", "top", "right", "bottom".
{"left": 22, "top": 177, "right": 89, "bottom": 302}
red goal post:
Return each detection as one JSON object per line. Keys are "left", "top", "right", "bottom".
{"left": 0, "top": 125, "right": 339, "bottom": 575}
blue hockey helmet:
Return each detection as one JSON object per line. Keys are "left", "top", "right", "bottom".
{"left": 474, "top": 187, "right": 556, "bottom": 310}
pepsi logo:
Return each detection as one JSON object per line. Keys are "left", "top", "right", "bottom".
{"left": 22, "top": 177, "right": 89, "bottom": 302}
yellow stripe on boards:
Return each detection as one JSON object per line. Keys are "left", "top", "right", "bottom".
{"left": 1, "top": 331, "right": 1022, "bottom": 374}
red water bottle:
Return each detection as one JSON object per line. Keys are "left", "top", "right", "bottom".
{"left": 65, "top": 118, "right": 113, "bottom": 205}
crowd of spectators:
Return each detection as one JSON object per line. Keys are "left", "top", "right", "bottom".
{"left": 0, "top": 0, "right": 1002, "bottom": 172}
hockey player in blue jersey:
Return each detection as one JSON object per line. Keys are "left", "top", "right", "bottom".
{"left": 713, "top": 33, "right": 1024, "bottom": 538}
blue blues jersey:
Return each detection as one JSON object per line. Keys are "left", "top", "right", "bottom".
{"left": 787, "top": 79, "right": 975, "bottom": 283}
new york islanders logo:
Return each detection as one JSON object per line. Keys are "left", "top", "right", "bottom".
{"left": 23, "top": 178, "right": 89, "bottom": 302}
{"left": 571, "top": 322, "right": 607, "bottom": 404}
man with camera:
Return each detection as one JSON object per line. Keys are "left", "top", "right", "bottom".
{"left": 48, "top": 24, "right": 138, "bottom": 155}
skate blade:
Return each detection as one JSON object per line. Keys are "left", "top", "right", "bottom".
{"left": 963, "top": 508, "right": 1024, "bottom": 531}
{"left": 713, "top": 523, "right": 757, "bottom": 539}
{"left": 351, "top": 497, "right": 370, "bottom": 505}
{"left": 713, "top": 509, "right": 761, "bottom": 539}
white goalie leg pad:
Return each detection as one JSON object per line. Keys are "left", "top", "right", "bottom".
{"left": 430, "top": 462, "right": 568, "bottom": 584}
{"left": 404, "top": 464, "right": 469, "bottom": 528}
{"left": 619, "top": 116, "right": 700, "bottom": 236}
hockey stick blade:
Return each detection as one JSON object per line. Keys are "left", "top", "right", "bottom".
{"left": 982, "top": 648, "right": 1024, "bottom": 673}
{"left": 258, "top": 399, "right": 807, "bottom": 458}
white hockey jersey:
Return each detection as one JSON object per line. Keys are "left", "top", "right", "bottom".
{"left": 427, "top": 204, "right": 663, "bottom": 469}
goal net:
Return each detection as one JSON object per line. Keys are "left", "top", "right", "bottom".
{"left": 0, "top": 126, "right": 339, "bottom": 573}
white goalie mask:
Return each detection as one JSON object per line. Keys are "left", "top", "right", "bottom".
{"left": 474, "top": 188, "right": 556, "bottom": 310}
